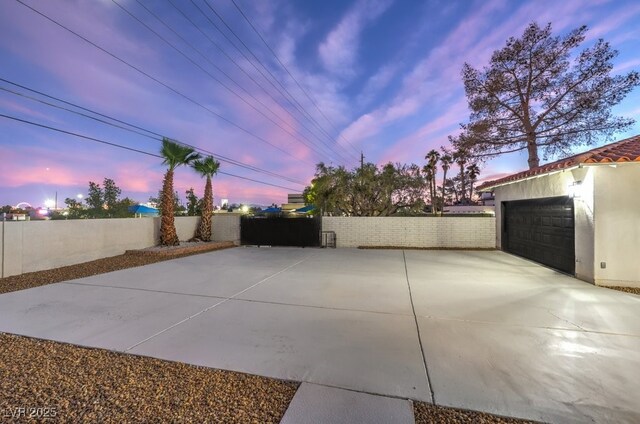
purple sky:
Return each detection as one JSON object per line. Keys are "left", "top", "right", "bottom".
{"left": 1, "top": 0, "right": 639, "bottom": 208}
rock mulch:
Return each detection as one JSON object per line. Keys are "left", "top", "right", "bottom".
{"left": 414, "top": 402, "right": 539, "bottom": 424}
{"left": 603, "top": 286, "right": 640, "bottom": 296}
{"left": 127, "top": 241, "right": 235, "bottom": 257}
{"left": 0, "top": 333, "right": 297, "bottom": 423}
{"left": 0, "top": 242, "right": 235, "bottom": 295}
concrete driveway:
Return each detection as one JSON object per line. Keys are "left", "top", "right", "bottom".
{"left": 1, "top": 247, "right": 639, "bottom": 423}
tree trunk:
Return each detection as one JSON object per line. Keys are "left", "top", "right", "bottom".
{"left": 433, "top": 178, "right": 438, "bottom": 216}
{"left": 526, "top": 133, "right": 540, "bottom": 169}
{"left": 459, "top": 164, "right": 466, "bottom": 204}
{"left": 160, "top": 169, "right": 179, "bottom": 246}
{"left": 440, "top": 170, "right": 448, "bottom": 217}
{"left": 196, "top": 176, "right": 213, "bottom": 242}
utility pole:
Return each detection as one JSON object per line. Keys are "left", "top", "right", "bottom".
{"left": 360, "top": 151, "right": 365, "bottom": 169}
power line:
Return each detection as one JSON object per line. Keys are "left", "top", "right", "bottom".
{"left": 135, "top": 0, "right": 355, "bottom": 166}
{"left": 230, "top": 0, "right": 361, "bottom": 156}
{"left": 0, "top": 113, "right": 302, "bottom": 192}
{"left": 202, "top": 0, "right": 358, "bottom": 162}
{"left": 165, "top": 0, "right": 356, "bottom": 166}
{"left": 194, "top": 0, "right": 358, "bottom": 165}
{"left": 112, "top": 0, "right": 338, "bottom": 163}
{"left": 15, "top": 0, "right": 315, "bottom": 166}
{"left": 0, "top": 77, "right": 305, "bottom": 185}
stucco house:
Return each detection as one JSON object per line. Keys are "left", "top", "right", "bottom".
{"left": 477, "top": 135, "right": 640, "bottom": 288}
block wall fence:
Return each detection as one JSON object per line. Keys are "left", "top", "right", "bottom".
{"left": 0, "top": 215, "right": 241, "bottom": 278}
{"left": 0, "top": 215, "right": 495, "bottom": 277}
{"left": 322, "top": 217, "right": 496, "bottom": 248}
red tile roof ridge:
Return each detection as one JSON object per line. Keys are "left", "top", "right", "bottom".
{"left": 477, "top": 134, "right": 640, "bottom": 190}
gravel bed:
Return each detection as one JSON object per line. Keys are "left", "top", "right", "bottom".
{"left": 0, "top": 244, "right": 235, "bottom": 295}
{"left": 603, "top": 286, "right": 640, "bottom": 295}
{"left": 128, "top": 241, "right": 235, "bottom": 256}
{"left": 414, "top": 402, "right": 539, "bottom": 424}
{"left": 0, "top": 333, "right": 297, "bottom": 423}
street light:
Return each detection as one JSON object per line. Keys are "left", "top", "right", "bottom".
{"left": 44, "top": 199, "right": 55, "bottom": 208}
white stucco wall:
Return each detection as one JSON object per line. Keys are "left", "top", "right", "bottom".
{"left": 0, "top": 215, "right": 240, "bottom": 277}
{"left": 321, "top": 217, "right": 495, "bottom": 248}
{"left": 593, "top": 164, "right": 640, "bottom": 287}
{"left": 492, "top": 167, "right": 595, "bottom": 283}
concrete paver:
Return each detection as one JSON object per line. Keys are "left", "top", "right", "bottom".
{"left": 405, "top": 250, "right": 640, "bottom": 335}
{"left": 128, "top": 298, "right": 431, "bottom": 401}
{"left": 239, "top": 248, "right": 413, "bottom": 314}
{"left": 68, "top": 247, "right": 316, "bottom": 298}
{"left": 418, "top": 316, "right": 640, "bottom": 424}
{"left": 0, "top": 283, "right": 217, "bottom": 351}
{"left": 280, "top": 383, "right": 415, "bottom": 424}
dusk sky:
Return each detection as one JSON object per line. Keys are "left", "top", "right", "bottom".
{"left": 1, "top": 0, "right": 639, "bottom": 208}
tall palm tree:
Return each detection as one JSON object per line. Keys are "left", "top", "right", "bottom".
{"left": 467, "top": 163, "right": 481, "bottom": 202}
{"left": 192, "top": 155, "right": 220, "bottom": 242}
{"left": 439, "top": 151, "right": 453, "bottom": 216}
{"left": 159, "top": 138, "right": 200, "bottom": 246}
{"left": 452, "top": 147, "right": 468, "bottom": 204}
{"left": 425, "top": 149, "right": 440, "bottom": 215}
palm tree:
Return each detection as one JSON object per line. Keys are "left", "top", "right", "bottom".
{"left": 192, "top": 155, "right": 220, "bottom": 242}
{"left": 425, "top": 149, "right": 440, "bottom": 215}
{"left": 159, "top": 138, "right": 200, "bottom": 246}
{"left": 439, "top": 150, "right": 453, "bottom": 216}
{"left": 467, "top": 163, "right": 481, "bottom": 202}
{"left": 452, "top": 147, "right": 468, "bottom": 204}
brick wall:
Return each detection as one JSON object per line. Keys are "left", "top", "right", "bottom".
{"left": 322, "top": 217, "right": 495, "bottom": 248}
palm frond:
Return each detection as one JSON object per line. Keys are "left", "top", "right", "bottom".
{"left": 161, "top": 138, "right": 201, "bottom": 170}
{"left": 192, "top": 155, "right": 221, "bottom": 177}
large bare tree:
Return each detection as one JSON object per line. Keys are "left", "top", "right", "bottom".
{"left": 460, "top": 22, "right": 639, "bottom": 169}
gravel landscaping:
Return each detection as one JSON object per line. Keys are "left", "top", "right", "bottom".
{"left": 414, "top": 402, "right": 538, "bottom": 424}
{"left": 0, "top": 333, "right": 297, "bottom": 423}
{"left": 0, "top": 242, "right": 235, "bottom": 295}
{"left": 603, "top": 286, "right": 640, "bottom": 296}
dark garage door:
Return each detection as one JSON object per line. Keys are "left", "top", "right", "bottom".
{"left": 502, "top": 196, "right": 575, "bottom": 275}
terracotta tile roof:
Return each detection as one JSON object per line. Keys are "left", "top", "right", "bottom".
{"left": 477, "top": 134, "right": 640, "bottom": 190}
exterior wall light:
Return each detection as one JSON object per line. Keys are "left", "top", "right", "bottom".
{"left": 568, "top": 181, "right": 583, "bottom": 198}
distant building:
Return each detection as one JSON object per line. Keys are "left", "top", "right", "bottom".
{"left": 281, "top": 193, "right": 305, "bottom": 213}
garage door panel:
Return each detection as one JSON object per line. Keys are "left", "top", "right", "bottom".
{"left": 503, "top": 197, "right": 575, "bottom": 275}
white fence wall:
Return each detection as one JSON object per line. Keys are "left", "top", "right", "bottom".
{"left": 322, "top": 217, "right": 495, "bottom": 248}
{"left": 0, "top": 215, "right": 240, "bottom": 278}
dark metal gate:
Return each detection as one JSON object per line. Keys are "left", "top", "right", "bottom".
{"left": 502, "top": 196, "right": 575, "bottom": 275}
{"left": 241, "top": 216, "right": 321, "bottom": 247}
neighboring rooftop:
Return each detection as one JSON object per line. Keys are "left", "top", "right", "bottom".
{"left": 478, "top": 134, "right": 640, "bottom": 190}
